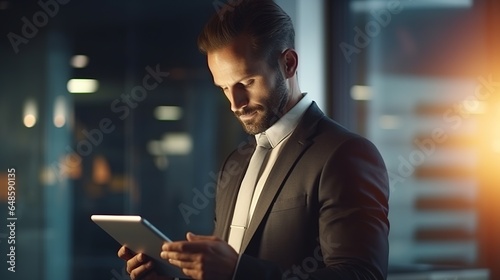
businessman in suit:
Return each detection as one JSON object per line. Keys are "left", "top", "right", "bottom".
{"left": 118, "top": 0, "right": 390, "bottom": 279}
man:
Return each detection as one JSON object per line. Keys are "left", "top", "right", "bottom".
{"left": 118, "top": 0, "right": 390, "bottom": 279}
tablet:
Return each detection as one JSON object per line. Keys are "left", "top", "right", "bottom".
{"left": 91, "top": 215, "right": 190, "bottom": 279}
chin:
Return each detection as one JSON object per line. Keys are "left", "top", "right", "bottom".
{"left": 240, "top": 120, "right": 262, "bottom": 135}
{"left": 241, "top": 124, "right": 261, "bottom": 135}
{"left": 242, "top": 122, "right": 270, "bottom": 135}
{"left": 238, "top": 112, "right": 272, "bottom": 135}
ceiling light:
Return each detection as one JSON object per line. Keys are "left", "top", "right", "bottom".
{"left": 67, "top": 79, "right": 99, "bottom": 93}
{"left": 23, "top": 98, "right": 37, "bottom": 128}
{"left": 154, "top": 106, "right": 183, "bottom": 121}
{"left": 161, "top": 133, "right": 192, "bottom": 155}
{"left": 350, "top": 85, "right": 372, "bottom": 101}
{"left": 23, "top": 115, "right": 36, "bottom": 128}
{"left": 53, "top": 96, "right": 67, "bottom": 128}
{"left": 70, "top": 55, "right": 89, "bottom": 68}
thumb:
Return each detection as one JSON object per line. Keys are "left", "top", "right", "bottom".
{"left": 186, "top": 232, "right": 218, "bottom": 242}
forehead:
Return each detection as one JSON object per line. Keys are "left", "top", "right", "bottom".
{"left": 207, "top": 36, "right": 266, "bottom": 86}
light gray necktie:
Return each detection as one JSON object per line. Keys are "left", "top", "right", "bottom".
{"left": 228, "top": 133, "right": 271, "bottom": 253}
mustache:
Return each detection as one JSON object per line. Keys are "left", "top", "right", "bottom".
{"left": 234, "top": 106, "right": 262, "bottom": 117}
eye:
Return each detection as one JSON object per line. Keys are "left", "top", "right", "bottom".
{"left": 245, "top": 79, "right": 255, "bottom": 87}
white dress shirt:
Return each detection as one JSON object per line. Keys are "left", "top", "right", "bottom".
{"left": 247, "top": 93, "right": 313, "bottom": 222}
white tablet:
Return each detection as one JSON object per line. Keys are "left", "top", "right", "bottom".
{"left": 91, "top": 215, "right": 190, "bottom": 279}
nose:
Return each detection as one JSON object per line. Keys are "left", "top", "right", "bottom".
{"left": 226, "top": 85, "right": 249, "bottom": 112}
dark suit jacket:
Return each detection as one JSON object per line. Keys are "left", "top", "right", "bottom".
{"left": 213, "top": 102, "right": 390, "bottom": 280}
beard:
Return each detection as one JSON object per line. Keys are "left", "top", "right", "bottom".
{"left": 234, "top": 73, "right": 289, "bottom": 135}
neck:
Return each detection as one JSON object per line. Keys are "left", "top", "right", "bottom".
{"left": 283, "top": 76, "right": 303, "bottom": 113}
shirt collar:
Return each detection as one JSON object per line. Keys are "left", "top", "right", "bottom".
{"left": 256, "top": 93, "right": 313, "bottom": 148}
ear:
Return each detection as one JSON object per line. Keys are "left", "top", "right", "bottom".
{"left": 281, "top": 49, "right": 298, "bottom": 79}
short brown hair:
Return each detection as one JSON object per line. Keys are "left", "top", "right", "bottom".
{"left": 197, "top": 0, "right": 295, "bottom": 66}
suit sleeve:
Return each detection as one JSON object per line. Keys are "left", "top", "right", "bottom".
{"left": 310, "top": 136, "right": 390, "bottom": 279}
{"left": 233, "top": 137, "right": 390, "bottom": 280}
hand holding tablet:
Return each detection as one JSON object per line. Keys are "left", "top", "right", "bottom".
{"left": 91, "top": 215, "right": 191, "bottom": 279}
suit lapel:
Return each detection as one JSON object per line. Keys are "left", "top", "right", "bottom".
{"left": 240, "top": 102, "right": 324, "bottom": 252}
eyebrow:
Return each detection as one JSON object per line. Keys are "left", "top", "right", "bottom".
{"left": 213, "top": 75, "right": 256, "bottom": 88}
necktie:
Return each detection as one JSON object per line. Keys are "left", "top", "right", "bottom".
{"left": 228, "top": 133, "right": 271, "bottom": 253}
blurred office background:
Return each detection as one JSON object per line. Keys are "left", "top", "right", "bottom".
{"left": 0, "top": 0, "right": 499, "bottom": 279}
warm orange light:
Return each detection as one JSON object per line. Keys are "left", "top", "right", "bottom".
{"left": 54, "top": 115, "right": 66, "bottom": 128}
{"left": 489, "top": 103, "right": 500, "bottom": 153}
{"left": 53, "top": 96, "right": 67, "bottom": 128}
{"left": 23, "top": 98, "right": 38, "bottom": 128}
{"left": 92, "top": 155, "right": 111, "bottom": 185}
{"left": 23, "top": 114, "right": 36, "bottom": 128}
{"left": 492, "top": 140, "right": 500, "bottom": 154}
{"left": 62, "top": 153, "right": 82, "bottom": 180}
{"left": 0, "top": 173, "right": 8, "bottom": 202}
